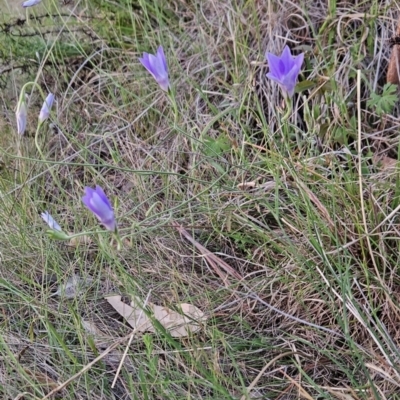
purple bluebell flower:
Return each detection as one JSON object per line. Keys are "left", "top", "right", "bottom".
{"left": 39, "top": 93, "right": 55, "bottom": 123}
{"left": 139, "top": 46, "right": 170, "bottom": 92}
{"left": 41, "top": 211, "right": 62, "bottom": 231}
{"left": 82, "top": 186, "right": 117, "bottom": 232}
{"left": 22, "top": 0, "right": 42, "bottom": 7}
{"left": 266, "top": 45, "right": 304, "bottom": 98}
{"left": 16, "top": 98, "right": 27, "bottom": 135}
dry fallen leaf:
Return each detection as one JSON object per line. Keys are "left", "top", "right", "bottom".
{"left": 106, "top": 295, "right": 152, "bottom": 331}
{"left": 82, "top": 319, "right": 107, "bottom": 337}
{"left": 372, "top": 154, "right": 397, "bottom": 171}
{"left": 23, "top": 368, "right": 59, "bottom": 391}
{"left": 105, "top": 295, "right": 207, "bottom": 337}
{"left": 387, "top": 14, "right": 400, "bottom": 84}
{"left": 147, "top": 302, "right": 206, "bottom": 337}
{"left": 237, "top": 180, "right": 258, "bottom": 190}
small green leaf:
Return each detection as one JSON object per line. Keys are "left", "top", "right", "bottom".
{"left": 367, "top": 83, "right": 398, "bottom": 116}
{"left": 296, "top": 80, "right": 316, "bottom": 92}
{"left": 202, "top": 135, "right": 230, "bottom": 157}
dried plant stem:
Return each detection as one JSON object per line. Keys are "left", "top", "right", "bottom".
{"left": 111, "top": 291, "right": 152, "bottom": 388}
{"left": 240, "top": 351, "right": 296, "bottom": 400}
{"left": 356, "top": 70, "right": 382, "bottom": 283}
{"left": 38, "top": 332, "right": 133, "bottom": 400}
{"left": 172, "top": 221, "right": 243, "bottom": 281}
{"left": 173, "top": 221, "right": 340, "bottom": 336}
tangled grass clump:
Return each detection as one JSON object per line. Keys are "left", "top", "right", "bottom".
{"left": 1, "top": 0, "right": 400, "bottom": 399}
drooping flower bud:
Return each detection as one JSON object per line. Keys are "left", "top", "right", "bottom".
{"left": 82, "top": 186, "right": 117, "bottom": 232}
{"left": 39, "top": 93, "right": 55, "bottom": 123}
{"left": 16, "top": 96, "right": 27, "bottom": 135}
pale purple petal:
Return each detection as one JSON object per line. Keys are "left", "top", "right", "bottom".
{"left": 266, "top": 72, "right": 282, "bottom": 85}
{"left": 157, "top": 46, "right": 168, "bottom": 71}
{"left": 22, "top": 0, "right": 42, "bottom": 7}
{"left": 89, "top": 192, "right": 112, "bottom": 219}
{"left": 280, "top": 46, "right": 293, "bottom": 68}
{"left": 293, "top": 53, "right": 304, "bottom": 71}
{"left": 266, "top": 53, "right": 285, "bottom": 78}
{"left": 41, "top": 211, "right": 62, "bottom": 231}
{"left": 39, "top": 93, "right": 55, "bottom": 123}
{"left": 94, "top": 185, "right": 112, "bottom": 208}
{"left": 139, "top": 54, "right": 153, "bottom": 74}
{"left": 145, "top": 54, "right": 162, "bottom": 77}
{"left": 16, "top": 101, "right": 27, "bottom": 135}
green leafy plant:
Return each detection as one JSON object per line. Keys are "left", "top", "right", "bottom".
{"left": 367, "top": 83, "right": 398, "bottom": 116}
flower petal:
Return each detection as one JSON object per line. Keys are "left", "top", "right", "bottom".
{"left": 157, "top": 46, "right": 168, "bottom": 72}
{"left": 265, "top": 45, "right": 304, "bottom": 98}
{"left": 94, "top": 185, "right": 112, "bottom": 209}
{"left": 41, "top": 211, "right": 62, "bottom": 231}
{"left": 82, "top": 186, "right": 117, "bottom": 232}
{"left": 22, "top": 0, "right": 42, "bottom": 7}
{"left": 139, "top": 46, "right": 170, "bottom": 91}
{"left": 266, "top": 52, "right": 285, "bottom": 79}
{"left": 16, "top": 101, "right": 27, "bottom": 135}
{"left": 39, "top": 93, "right": 55, "bottom": 123}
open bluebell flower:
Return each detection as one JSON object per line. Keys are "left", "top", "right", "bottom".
{"left": 41, "top": 211, "right": 62, "bottom": 231}
{"left": 266, "top": 45, "right": 304, "bottom": 98}
{"left": 82, "top": 186, "right": 117, "bottom": 232}
{"left": 39, "top": 93, "right": 55, "bottom": 123}
{"left": 22, "top": 0, "right": 42, "bottom": 7}
{"left": 139, "top": 46, "right": 170, "bottom": 92}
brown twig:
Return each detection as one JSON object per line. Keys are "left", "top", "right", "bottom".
{"left": 38, "top": 332, "right": 133, "bottom": 400}
{"left": 172, "top": 221, "right": 243, "bottom": 282}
